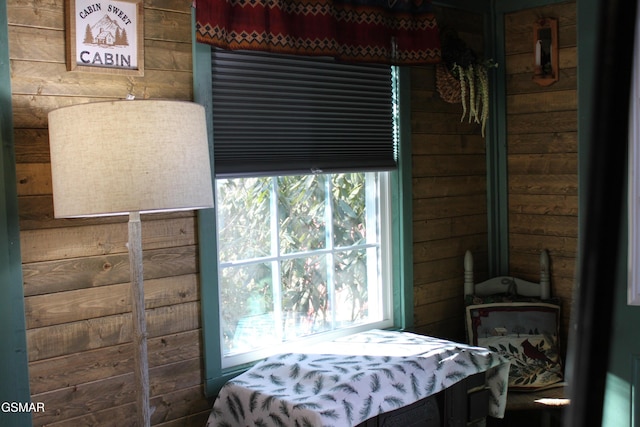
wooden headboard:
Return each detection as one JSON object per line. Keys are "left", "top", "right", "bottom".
{"left": 463, "top": 250, "right": 550, "bottom": 299}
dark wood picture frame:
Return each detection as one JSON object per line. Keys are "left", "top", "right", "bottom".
{"left": 65, "top": 0, "right": 144, "bottom": 75}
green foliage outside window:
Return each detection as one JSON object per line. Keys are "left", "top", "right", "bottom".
{"left": 216, "top": 173, "right": 376, "bottom": 356}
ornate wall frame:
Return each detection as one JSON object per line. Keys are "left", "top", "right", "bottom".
{"left": 532, "top": 17, "right": 558, "bottom": 86}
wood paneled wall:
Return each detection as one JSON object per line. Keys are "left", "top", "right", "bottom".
{"left": 7, "top": 0, "right": 578, "bottom": 423}
{"left": 8, "top": 0, "right": 212, "bottom": 425}
{"left": 411, "top": 8, "right": 489, "bottom": 341}
{"left": 411, "top": 2, "right": 578, "bottom": 348}
{"left": 505, "top": 1, "right": 577, "bottom": 349}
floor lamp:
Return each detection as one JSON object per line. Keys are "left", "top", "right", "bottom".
{"left": 47, "top": 100, "right": 214, "bottom": 427}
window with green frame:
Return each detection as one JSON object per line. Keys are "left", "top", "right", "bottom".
{"left": 194, "top": 44, "right": 413, "bottom": 396}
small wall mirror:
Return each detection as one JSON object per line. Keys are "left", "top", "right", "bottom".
{"left": 533, "top": 18, "right": 559, "bottom": 86}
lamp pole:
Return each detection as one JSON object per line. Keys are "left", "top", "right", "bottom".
{"left": 128, "top": 211, "right": 151, "bottom": 427}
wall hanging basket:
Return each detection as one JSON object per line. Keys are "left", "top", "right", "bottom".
{"left": 436, "top": 63, "right": 462, "bottom": 104}
{"left": 436, "top": 28, "right": 497, "bottom": 137}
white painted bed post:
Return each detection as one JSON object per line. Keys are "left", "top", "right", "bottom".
{"left": 464, "top": 250, "right": 474, "bottom": 296}
{"left": 540, "top": 249, "right": 551, "bottom": 299}
{"left": 464, "top": 249, "right": 550, "bottom": 298}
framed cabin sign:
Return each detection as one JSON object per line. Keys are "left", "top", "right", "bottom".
{"left": 65, "top": 0, "right": 144, "bottom": 75}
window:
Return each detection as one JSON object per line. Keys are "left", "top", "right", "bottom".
{"left": 194, "top": 44, "right": 413, "bottom": 394}
{"left": 217, "top": 172, "right": 392, "bottom": 367}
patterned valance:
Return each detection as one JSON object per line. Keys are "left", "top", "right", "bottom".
{"left": 195, "top": 0, "right": 441, "bottom": 65}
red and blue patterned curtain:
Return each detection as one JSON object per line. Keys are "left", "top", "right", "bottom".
{"left": 195, "top": 0, "right": 441, "bottom": 65}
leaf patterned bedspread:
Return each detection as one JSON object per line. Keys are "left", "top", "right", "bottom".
{"left": 207, "top": 329, "right": 509, "bottom": 426}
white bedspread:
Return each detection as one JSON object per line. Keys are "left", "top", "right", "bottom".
{"left": 206, "top": 329, "right": 509, "bottom": 426}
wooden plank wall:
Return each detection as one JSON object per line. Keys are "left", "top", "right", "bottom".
{"left": 411, "top": 7, "right": 489, "bottom": 342}
{"left": 504, "top": 1, "right": 578, "bottom": 354}
{"left": 8, "top": 0, "right": 212, "bottom": 425}
{"left": 6, "top": 0, "right": 578, "bottom": 423}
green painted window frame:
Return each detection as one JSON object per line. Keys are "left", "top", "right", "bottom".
{"left": 193, "top": 38, "right": 414, "bottom": 397}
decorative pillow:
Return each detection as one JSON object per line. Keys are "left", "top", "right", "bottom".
{"left": 465, "top": 300, "right": 563, "bottom": 390}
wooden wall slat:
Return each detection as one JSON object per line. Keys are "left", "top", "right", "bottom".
{"left": 7, "top": 0, "right": 63, "bottom": 29}
{"left": 23, "top": 245, "right": 197, "bottom": 296}
{"left": 413, "top": 154, "right": 486, "bottom": 177}
{"left": 412, "top": 133, "right": 486, "bottom": 155}
{"left": 510, "top": 233, "right": 577, "bottom": 258}
{"left": 25, "top": 273, "right": 200, "bottom": 328}
{"left": 10, "top": 60, "right": 192, "bottom": 99}
{"left": 150, "top": 386, "right": 212, "bottom": 426}
{"left": 10, "top": 66, "right": 192, "bottom": 105}
{"left": 13, "top": 128, "right": 50, "bottom": 163}
{"left": 20, "top": 217, "right": 197, "bottom": 263}
{"left": 36, "top": 389, "right": 211, "bottom": 427}
{"left": 504, "top": 2, "right": 577, "bottom": 30}
{"left": 507, "top": 131, "right": 577, "bottom": 153}
{"left": 144, "top": 39, "right": 192, "bottom": 71}
{"left": 412, "top": 318, "right": 463, "bottom": 341}
{"left": 11, "top": 94, "right": 113, "bottom": 128}
{"left": 8, "top": 26, "right": 64, "bottom": 61}
{"left": 509, "top": 174, "right": 578, "bottom": 195}
{"left": 413, "top": 214, "right": 488, "bottom": 243}
{"left": 509, "top": 213, "right": 578, "bottom": 237}
{"left": 27, "top": 301, "right": 201, "bottom": 361}
{"left": 507, "top": 110, "right": 578, "bottom": 134}
{"left": 507, "top": 89, "right": 577, "bottom": 113}
{"left": 414, "top": 277, "right": 469, "bottom": 308}
{"left": 414, "top": 297, "right": 463, "bottom": 329}
{"left": 413, "top": 176, "right": 486, "bottom": 199}
{"left": 412, "top": 112, "right": 483, "bottom": 134}
{"left": 413, "top": 194, "right": 487, "bottom": 221}
{"left": 508, "top": 153, "right": 578, "bottom": 175}
{"left": 14, "top": 162, "right": 51, "bottom": 196}
{"left": 155, "top": 411, "right": 212, "bottom": 427}
{"left": 509, "top": 194, "right": 578, "bottom": 216}
{"left": 31, "top": 358, "right": 204, "bottom": 425}
{"left": 144, "top": 9, "right": 192, "bottom": 43}
{"left": 18, "top": 195, "right": 193, "bottom": 230}
{"left": 29, "top": 329, "right": 202, "bottom": 395}
{"left": 413, "top": 235, "right": 490, "bottom": 264}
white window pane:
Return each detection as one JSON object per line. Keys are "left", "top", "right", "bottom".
{"left": 220, "top": 262, "right": 274, "bottom": 355}
{"left": 216, "top": 178, "right": 272, "bottom": 262}
{"left": 278, "top": 175, "right": 326, "bottom": 253}
{"left": 334, "top": 248, "right": 376, "bottom": 325}
{"left": 281, "top": 255, "right": 330, "bottom": 338}
{"left": 332, "top": 173, "right": 367, "bottom": 247}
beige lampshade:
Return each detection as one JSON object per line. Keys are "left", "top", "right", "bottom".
{"left": 48, "top": 100, "right": 214, "bottom": 218}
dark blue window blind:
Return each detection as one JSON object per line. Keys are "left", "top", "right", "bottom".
{"left": 211, "top": 48, "right": 397, "bottom": 177}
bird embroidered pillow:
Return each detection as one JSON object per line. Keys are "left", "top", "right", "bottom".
{"left": 465, "top": 301, "right": 563, "bottom": 390}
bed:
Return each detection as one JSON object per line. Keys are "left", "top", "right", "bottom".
{"left": 206, "top": 329, "right": 510, "bottom": 427}
{"left": 463, "top": 249, "right": 569, "bottom": 422}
